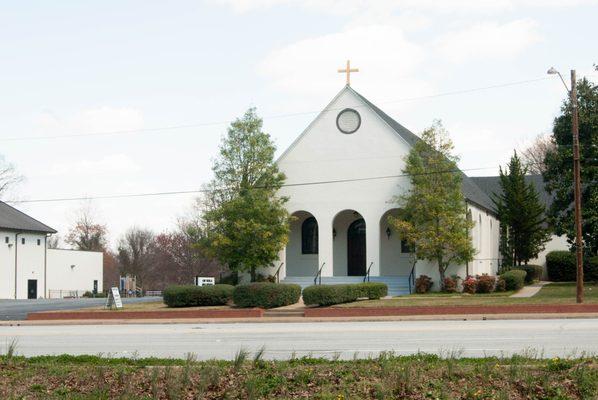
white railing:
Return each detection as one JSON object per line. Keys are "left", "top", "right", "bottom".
{"left": 48, "top": 289, "right": 88, "bottom": 299}
{"left": 145, "top": 290, "right": 162, "bottom": 297}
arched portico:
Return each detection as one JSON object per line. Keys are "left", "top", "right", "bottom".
{"left": 332, "top": 209, "right": 366, "bottom": 276}
{"left": 379, "top": 208, "right": 413, "bottom": 276}
{"left": 286, "top": 211, "right": 319, "bottom": 276}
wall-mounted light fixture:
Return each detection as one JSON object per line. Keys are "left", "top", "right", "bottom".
{"left": 386, "top": 227, "right": 392, "bottom": 239}
{"left": 70, "top": 264, "right": 76, "bottom": 270}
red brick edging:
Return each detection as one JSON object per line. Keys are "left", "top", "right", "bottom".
{"left": 26, "top": 308, "right": 263, "bottom": 321}
{"left": 304, "top": 304, "right": 598, "bottom": 318}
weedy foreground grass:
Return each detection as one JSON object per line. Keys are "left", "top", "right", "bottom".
{"left": 0, "top": 351, "right": 597, "bottom": 399}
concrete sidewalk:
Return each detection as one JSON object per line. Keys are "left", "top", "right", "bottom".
{"left": 510, "top": 281, "right": 551, "bottom": 298}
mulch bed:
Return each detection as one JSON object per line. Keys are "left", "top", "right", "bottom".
{"left": 305, "top": 303, "right": 598, "bottom": 317}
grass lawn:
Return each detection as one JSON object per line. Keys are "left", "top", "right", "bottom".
{"left": 0, "top": 353, "right": 596, "bottom": 399}
{"left": 336, "top": 282, "right": 598, "bottom": 308}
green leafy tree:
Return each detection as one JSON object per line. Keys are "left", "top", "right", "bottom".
{"left": 196, "top": 108, "right": 289, "bottom": 281}
{"left": 390, "top": 121, "right": 475, "bottom": 290}
{"left": 543, "top": 78, "right": 597, "bottom": 256}
{"left": 493, "top": 152, "right": 550, "bottom": 267}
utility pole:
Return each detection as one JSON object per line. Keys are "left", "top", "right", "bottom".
{"left": 570, "top": 70, "right": 584, "bottom": 304}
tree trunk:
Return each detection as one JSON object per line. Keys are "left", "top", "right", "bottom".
{"left": 438, "top": 256, "right": 446, "bottom": 291}
{"left": 250, "top": 266, "right": 257, "bottom": 282}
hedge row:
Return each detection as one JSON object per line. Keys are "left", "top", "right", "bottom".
{"left": 232, "top": 282, "right": 301, "bottom": 309}
{"left": 302, "top": 282, "right": 388, "bottom": 306}
{"left": 500, "top": 270, "right": 526, "bottom": 291}
{"left": 163, "top": 284, "right": 234, "bottom": 307}
{"left": 547, "top": 251, "right": 598, "bottom": 282}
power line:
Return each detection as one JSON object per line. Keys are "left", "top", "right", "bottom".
{"left": 0, "top": 76, "right": 552, "bottom": 142}
{"left": 9, "top": 166, "right": 496, "bottom": 204}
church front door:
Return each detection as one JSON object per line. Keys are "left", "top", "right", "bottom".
{"left": 347, "top": 218, "right": 366, "bottom": 276}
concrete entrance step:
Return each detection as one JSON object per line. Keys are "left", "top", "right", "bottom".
{"left": 281, "top": 276, "right": 412, "bottom": 297}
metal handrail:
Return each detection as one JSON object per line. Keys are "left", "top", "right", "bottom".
{"left": 408, "top": 263, "right": 416, "bottom": 294}
{"left": 274, "top": 262, "right": 284, "bottom": 283}
{"left": 363, "top": 262, "right": 374, "bottom": 282}
{"left": 314, "top": 262, "right": 325, "bottom": 285}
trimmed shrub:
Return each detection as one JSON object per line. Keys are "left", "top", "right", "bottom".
{"left": 232, "top": 283, "right": 301, "bottom": 309}
{"left": 356, "top": 282, "right": 388, "bottom": 299}
{"left": 547, "top": 251, "right": 598, "bottom": 282}
{"left": 476, "top": 275, "right": 496, "bottom": 293}
{"left": 443, "top": 277, "right": 458, "bottom": 293}
{"left": 415, "top": 275, "right": 433, "bottom": 294}
{"left": 302, "top": 284, "right": 360, "bottom": 306}
{"left": 163, "top": 284, "right": 234, "bottom": 308}
{"left": 513, "top": 264, "right": 543, "bottom": 284}
{"left": 462, "top": 277, "right": 477, "bottom": 294}
{"left": 495, "top": 277, "right": 507, "bottom": 292}
{"left": 500, "top": 270, "right": 526, "bottom": 291}
{"left": 546, "top": 251, "right": 576, "bottom": 282}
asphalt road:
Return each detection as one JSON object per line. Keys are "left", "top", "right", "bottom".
{"left": 0, "top": 297, "right": 160, "bottom": 321}
{"left": 1, "top": 319, "right": 597, "bottom": 360}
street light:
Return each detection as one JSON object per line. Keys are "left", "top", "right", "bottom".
{"left": 547, "top": 67, "right": 584, "bottom": 303}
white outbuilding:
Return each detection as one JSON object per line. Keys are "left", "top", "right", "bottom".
{"left": 0, "top": 201, "right": 103, "bottom": 299}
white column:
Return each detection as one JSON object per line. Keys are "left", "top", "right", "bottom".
{"left": 366, "top": 214, "right": 381, "bottom": 276}
{"left": 318, "top": 214, "right": 334, "bottom": 277}
{"left": 275, "top": 248, "right": 286, "bottom": 281}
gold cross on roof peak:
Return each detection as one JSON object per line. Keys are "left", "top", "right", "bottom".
{"left": 338, "top": 60, "right": 359, "bottom": 86}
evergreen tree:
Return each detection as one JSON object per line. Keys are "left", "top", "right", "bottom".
{"left": 195, "top": 108, "right": 289, "bottom": 281}
{"left": 543, "top": 78, "right": 597, "bottom": 256}
{"left": 493, "top": 152, "right": 550, "bottom": 266}
{"left": 390, "top": 121, "right": 475, "bottom": 290}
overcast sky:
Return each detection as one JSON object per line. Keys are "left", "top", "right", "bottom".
{"left": 1, "top": 0, "right": 596, "bottom": 248}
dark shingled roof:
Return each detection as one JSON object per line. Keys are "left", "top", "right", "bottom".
{"left": 470, "top": 174, "right": 553, "bottom": 210}
{"left": 0, "top": 201, "right": 56, "bottom": 233}
{"left": 351, "top": 87, "right": 496, "bottom": 214}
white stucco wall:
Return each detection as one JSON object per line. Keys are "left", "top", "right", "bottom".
{"left": 0, "top": 231, "right": 47, "bottom": 299}
{"left": 274, "top": 86, "right": 501, "bottom": 289}
{"left": 46, "top": 249, "right": 103, "bottom": 296}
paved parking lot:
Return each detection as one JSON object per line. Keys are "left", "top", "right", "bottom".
{"left": 0, "top": 297, "right": 160, "bottom": 321}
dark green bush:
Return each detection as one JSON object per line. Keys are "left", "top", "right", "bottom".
{"left": 512, "top": 264, "right": 543, "bottom": 284}
{"left": 500, "top": 270, "right": 526, "bottom": 291}
{"left": 495, "top": 277, "right": 507, "bottom": 292}
{"left": 232, "top": 283, "right": 301, "bottom": 309}
{"left": 163, "top": 284, "right": 234, "bottom": 307}
{"left": 547, "top": 251, "right": 598, "bottom": 282}
{"left": 302, "top": 282, "right": 388, "bottom": 306}
{"left": 355, "top": 282, "right": 388, "bottom": 299}
{"left": 302, "top": 284, "right": 359, "bottom": 306}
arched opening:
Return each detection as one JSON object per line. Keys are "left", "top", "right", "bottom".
{"left": 332, "top": 210, "right": 365, "bottom": 276}
{"left": 286, "top": 211, "right": 319, "bottom": 276}
{"left": 379, "top": 208, "right": 411, "bottom": 276}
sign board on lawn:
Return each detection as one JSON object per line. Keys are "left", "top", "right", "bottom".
{"left": 194, "top": 276, "right": 215, "bottom": 286}
{"left": 106, "top": 287, "right": 123, "bottom": 309}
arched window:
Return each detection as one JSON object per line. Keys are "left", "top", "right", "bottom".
{"left": 478, "top": 214, "right": 483, "bottom": 252}
{"left": 301, "top": 217, "right": 318, "bottom": 254}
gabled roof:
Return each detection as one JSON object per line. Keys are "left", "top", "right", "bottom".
{"left": 471, "top": 174, "right": 553, "bottom": 210}
{"left": 0, "top": 201, "right": 56, "bottom": 234}
{"left": 350, "top": 86, "right": 497, "bottom": 214}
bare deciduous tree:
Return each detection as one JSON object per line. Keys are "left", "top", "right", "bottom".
{"left": 519, "top": 134, "right": 556, "bottom": 174}
{"left": 65, "top": 202, "right": 108, "bottom": 251}
{"left": 0, "top": 156, "right": 23, "bottom": 200}
{"left": 117, "top": 227, "right": 154, "bottom": 286}
{"left": 47, "top": 235, "right": 61, "bottom": 249}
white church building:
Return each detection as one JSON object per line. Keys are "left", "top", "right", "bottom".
{"left": 0, "top": 201, "right": 103, "bottom": 299}
{"left": 272, "top": 84, "right": 501, "bottom": 295}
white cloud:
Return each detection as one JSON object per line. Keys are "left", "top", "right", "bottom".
{"left": 212, "top": 0, "right": 598, "bottom": 14}
{"left": 35, "top": 106, "right": 144, "bottom": 137}
{"left": 259, "top": 25, "right": 434, "bottom": 104}
{"left": 42, "top": 154, "right": 141, "bottom": 178}
{"left": 435, "top": 19, "right": 542, "bottom": 63}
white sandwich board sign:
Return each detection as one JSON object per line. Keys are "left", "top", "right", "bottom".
{"left": 106, "top": 287, "right": 123, "bottom": 309}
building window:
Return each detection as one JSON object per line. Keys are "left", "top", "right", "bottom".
{"left": 37, "top": 239, "right": 41, "bottom": 246}
{"left": 401, "top": 240, "right": 414, "bottom": 253}
{"left": 4, "top": 237, "right": 8, "bottom": 244}
{"left": 301, "top": 217, "right": 319, "bottom": 254}
{"left": 21, "top": 238, "right": 25, "bottom": 245}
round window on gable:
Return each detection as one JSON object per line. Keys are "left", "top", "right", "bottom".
{"left": 336, "top": 108, "right": 361, "bottom": 134}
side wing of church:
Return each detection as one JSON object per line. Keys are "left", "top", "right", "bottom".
{"left": 271, "top": 86, "right": 500, "bottom": 295}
